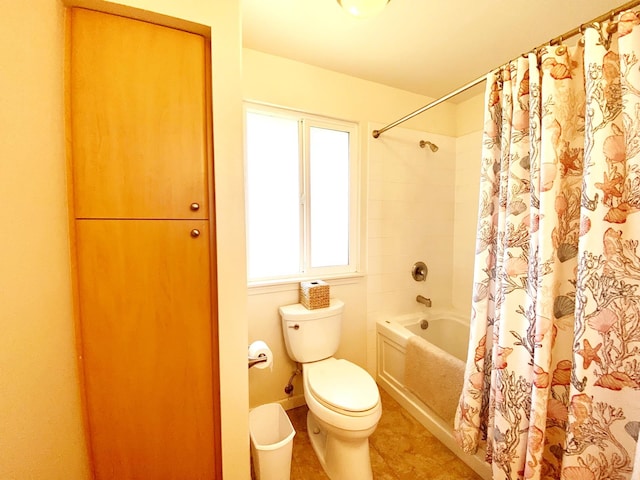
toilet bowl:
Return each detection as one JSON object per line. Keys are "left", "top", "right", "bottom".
{"left": 303, "top": 358, "right": 381, "bottom": 480}
{"left": 279, "top": 300, "right": 381, "bottom": 480}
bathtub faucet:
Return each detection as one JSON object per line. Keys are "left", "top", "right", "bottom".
{"left": 416, "top": 295, "right": 432, "bottom": 308}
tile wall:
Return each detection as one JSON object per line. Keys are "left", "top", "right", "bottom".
{"left": 452, "top": 130, "right": 483, "bottom": 314}
{"left": 366, "top": 123, "right": 482, "bottom": 373}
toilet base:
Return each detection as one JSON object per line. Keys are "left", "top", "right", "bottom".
{"left": 307, "top": 411, "right": 374, "bottom": 480}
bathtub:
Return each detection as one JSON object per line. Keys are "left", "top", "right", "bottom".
{"left": 376, "top": 312, "right": 491, "bottom": 480}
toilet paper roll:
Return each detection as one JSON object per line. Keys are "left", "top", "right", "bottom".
{"left": 248, "top": 340, "right": 273, "bottom": 370}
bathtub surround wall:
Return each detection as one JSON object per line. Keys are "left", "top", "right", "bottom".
{"left": 453, "top": 94, "right": 484, "bottom": 313}
{"left": 453, "top": 129, "right": 484, "bottom": 312}
{"left": 367, "top": 119, "right": 483, "bottom": 372}
{"left": 367, "top": 125, "right": 456, "bottom": 373}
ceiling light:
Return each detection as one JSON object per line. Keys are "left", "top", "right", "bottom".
{"left": 337, "top": 0, "right": 390, "bottom": 18}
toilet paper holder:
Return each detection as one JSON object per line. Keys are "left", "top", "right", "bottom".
{"left": 248, "top": 340, "right": 273, "bottom": 370}
{"left": 248, "top": 353, "right": 268, "bottom": 369}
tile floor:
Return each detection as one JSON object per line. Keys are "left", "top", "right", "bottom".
{"left": 284, "top": 387, "right": 483, "bottom": 479}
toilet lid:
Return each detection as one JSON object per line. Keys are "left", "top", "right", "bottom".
{"left": 307, "top": 359, "right": 379, "bottom": 413}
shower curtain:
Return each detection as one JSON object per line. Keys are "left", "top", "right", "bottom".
{"left": 455, "top": 11, "right": 640, "bottom": 480}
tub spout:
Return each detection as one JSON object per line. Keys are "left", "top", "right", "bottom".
{"left": 416, "top": 295, "right": 432, "bottom": 307}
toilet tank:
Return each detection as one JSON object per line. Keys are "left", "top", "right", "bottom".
{"left": 279, "top": 299, "right": 344, "bottom": 363}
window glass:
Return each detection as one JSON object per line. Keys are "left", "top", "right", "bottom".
{"left": 245, "top": 111, "right": 300, "bottom": 279}
{"left": 309, "top": 127, "right": 350, "bottom": 267}
{"left": 244, "top": 105, "right": 358, "bottom": 283}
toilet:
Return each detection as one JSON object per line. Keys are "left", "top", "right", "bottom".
{"left": 279, "top": 299, "right": 381, "bottom": 480}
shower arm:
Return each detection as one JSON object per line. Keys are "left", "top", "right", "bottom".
{"left": 419, "top": 140, "right": 438, "bottom": 152}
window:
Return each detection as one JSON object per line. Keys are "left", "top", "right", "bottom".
{"left": 244, "top": 104, "right": 359, "bottom": 283}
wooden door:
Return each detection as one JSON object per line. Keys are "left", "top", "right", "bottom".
{"left": 69, "top": 8, "right": 209, "bottom": 219}
{"left": 75, "top": 219, "right": 215, "bottom": 480}
{"left": 68, "top": 9, "right": 220, "bottom": 478}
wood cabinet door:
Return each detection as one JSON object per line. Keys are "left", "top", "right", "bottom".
{"left": 75, "top": 219, "right": 217, "bottom": 480}
{"left": 70, "top": 9, "right": 209, "bottom": 219}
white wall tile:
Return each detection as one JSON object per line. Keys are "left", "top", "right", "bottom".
{"left": 452, "top": 130, "right": 483, "bottom": 314}
{"left": 366, "top": 124, "right": 483, "bottom": 366}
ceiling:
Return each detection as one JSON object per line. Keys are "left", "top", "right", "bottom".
{"left": 242, "top": 0, "right": 627, "bottom": 102}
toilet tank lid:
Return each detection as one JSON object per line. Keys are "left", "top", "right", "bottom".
{"left": 279, "top": 299, "right": 344, "bottom": 320}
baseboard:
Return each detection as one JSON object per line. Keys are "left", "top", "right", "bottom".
{"left": 278, "top": 394, "right": 306, "bottom": 411}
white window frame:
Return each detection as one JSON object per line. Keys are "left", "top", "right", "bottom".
{"left": 244, "top": 102, "right": 361, "bottom": 285}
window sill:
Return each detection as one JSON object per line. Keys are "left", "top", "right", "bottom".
{"left": 248, "top": 272, "right": 365, "bottom": 296}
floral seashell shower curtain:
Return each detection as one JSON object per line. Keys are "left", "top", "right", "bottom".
{"left": 455, "top": 11, "right": 640, "bottom": 480}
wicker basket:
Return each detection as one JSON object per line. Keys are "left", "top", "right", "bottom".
{"left": 299, "top": 280, "right": 330, "bottom": 310}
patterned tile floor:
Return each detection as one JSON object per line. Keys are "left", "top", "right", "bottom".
{"left": 284, "top": 387, "right": 483, "bottom": 479}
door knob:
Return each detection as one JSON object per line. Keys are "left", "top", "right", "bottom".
{"left": 190, "top": 203, "right": 200, "bottom": 211}
{"left": 190, "top": 229, "right": 200, "bottom": 238}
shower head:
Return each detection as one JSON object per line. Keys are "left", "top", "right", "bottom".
{"left": 419, "top": 140, "right": 439, "bottom": 152}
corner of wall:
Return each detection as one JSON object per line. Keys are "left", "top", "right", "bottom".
{"left": 1, "top": 1, "right": 91, "bottom": 478}
{"left": 455, "top": 91, "right": 485, "bottom": 137}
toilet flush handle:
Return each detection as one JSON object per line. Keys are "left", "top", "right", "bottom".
{"left": 288, "top": 324, "right": 300, "bottom": 330}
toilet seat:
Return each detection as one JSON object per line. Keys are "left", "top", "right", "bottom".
{"left": 305, "top": 358, "right": 379, "bottom": 417}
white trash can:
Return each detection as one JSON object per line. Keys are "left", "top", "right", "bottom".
{"left": 249, "top": 403, "right": 296, "bottom": 480}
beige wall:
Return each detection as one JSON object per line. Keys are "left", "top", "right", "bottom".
{"left": 1, "top": 0, "right": 482, "bottom": 476}
{"left": 242, "top": 49, "right": 486, "bottom": 409}
{"left": 455, "top": 90, "right": 485, "bottom": 137}
{"left": 243, "top": 49, "right": 460, "bottom": 408}
{"left": 0, "top": 1, "right": 90, "bottom": 478}
{"left": 243, "top": 49, "right": 458, "bottom": 137}
{"left": 1, "top": 1, "right": 249, "bottom": 479}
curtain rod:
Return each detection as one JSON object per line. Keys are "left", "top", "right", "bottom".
{"left": 372, "top": 0, "right": 640, "bottom": 139}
